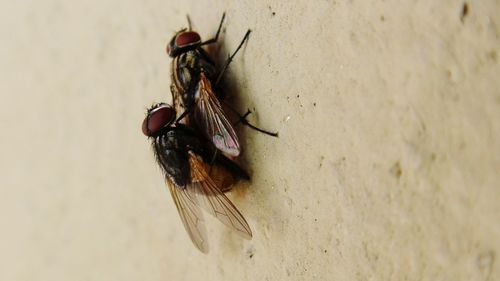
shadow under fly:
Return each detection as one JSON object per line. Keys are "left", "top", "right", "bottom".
{"left": 142, "top": 103, "right": 252, "bottom": 253}
{"left": 166, "top": 12, "right": 278, "bottom": 158}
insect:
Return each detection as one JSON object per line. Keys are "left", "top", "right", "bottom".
{"left": 142, "top": 102, "right": 252, "bottom": 253}
{"left": 167, "top": 13, "right": 278, "bottom": 157}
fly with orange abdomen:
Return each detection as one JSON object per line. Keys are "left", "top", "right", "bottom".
{"left": 142, "top": 103, "right": 252, "bottom": 253}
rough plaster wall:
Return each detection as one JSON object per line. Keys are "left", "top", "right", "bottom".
{"left": 0, "top": 0, "right": 498, "bottom": 280}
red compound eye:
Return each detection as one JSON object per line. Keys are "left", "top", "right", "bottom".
{"left": 175, "top": 31, "right": 201, "bottom": 47}
{"left": 142, "top": 104, "right": 176, "bottom": 136}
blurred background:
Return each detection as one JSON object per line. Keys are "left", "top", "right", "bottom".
{"left": 0, "top": 0, "right": 498, "bottom": 280}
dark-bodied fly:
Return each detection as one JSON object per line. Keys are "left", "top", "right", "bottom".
{"left": 142, "top": 103, "right": 252, "bottom": 253}
{"left": 167, "top": 13, "right": 277, "bottom": 157}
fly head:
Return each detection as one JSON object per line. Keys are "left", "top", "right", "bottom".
{"left": 166, "top": 30, "right": 201, "bottom": 57}
{"left": 142, "top": 103, "right": 176, "bottom": 137}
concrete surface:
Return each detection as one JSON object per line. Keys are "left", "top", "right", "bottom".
{"left": 1, "top": 0, "right": 499, "bottom": 280}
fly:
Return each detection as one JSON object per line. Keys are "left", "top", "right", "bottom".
{"left": 167, "top": 13, "right": 278, "bottom": 157}
{"left": 142, "top": 103, "right": 252, "bottom": 253}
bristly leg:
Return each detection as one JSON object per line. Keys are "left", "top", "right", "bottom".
{"left": 215, "top": 30, "right": 251, "bottom": 86}
{"left": 175, "top": 108, "right": 192, "bottom": 125}
{"left": 223, "top": 101, "right": 279, "bottom": 137}
{"left": 237, "top": 109, "right": 279, "bottom": 137}
{"left": 200, "top": 12, "right": 226, "bottom": 46}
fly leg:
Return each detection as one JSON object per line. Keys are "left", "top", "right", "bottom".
{"left": 175, "top": 108, "right": 192, "bottom": 125}
{"left": 200, "top": 13, "right": 226, "bottom": 46}
{"left": 222, "top": 100, "right": 279, "bottom": 137}
{"left": 215, "top": 29, "right": 251, "bottom": 86}
{"left": 236, "top": 109, "right": 279, "bottom": 137}
{"left": 212, "top": 30, "right": 277, "bottom": 137}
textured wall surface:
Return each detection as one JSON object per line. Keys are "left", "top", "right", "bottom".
{"left": 1, "top": 1, "right": 499, "bottom": 280}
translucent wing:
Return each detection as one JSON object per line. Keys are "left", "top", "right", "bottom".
{"left": 186, "top": 152, "right": 252, "bottom": 239}
{"left": 167, "top": 178, "right": 209, "bottom": 253}
{"left": 194, "top": 73, "right": 241, "bottom": 156}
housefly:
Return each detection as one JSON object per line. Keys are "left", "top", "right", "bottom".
{"left": 142, "top": 102, "right": 252, "bottom": 253}
{"left": 167, "top": 13, "right": 278, "bottom": 157}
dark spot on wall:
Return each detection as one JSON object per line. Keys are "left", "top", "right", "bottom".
{"left": 460, "top": 3, "right": 469, "bottom": 23}
{"left": 246, "top": 246, "right": 255, "bottom": 259}
{"left": 319, "top": 155, "right": 325, "bottom": 168}
{"left": 268, "top": 6, "right": 276, "bottom": 17}
{"left": 380, "top": 15, "right": 385, "bottom": 21}
{"left": 390, "top": 161, "right": 402, "bottom": 179}
{"left": 488, "top": 50, "right": 497, "bottom": 62}
{"left": 446, "top": 69, "right": 453, "bottom": 79}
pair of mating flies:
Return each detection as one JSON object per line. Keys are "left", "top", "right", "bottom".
{"left": 142, "top": 14, "right": 277, "bottom": 253}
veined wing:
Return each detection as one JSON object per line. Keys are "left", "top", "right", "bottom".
{"left": 194, "top": 72, "right": 241, "bottom": 157}
{"left": 186, "top": 152, "right": 252, "bottom": 239}
{"left": 167, "top": 178, "right": 209, "bottom": 253}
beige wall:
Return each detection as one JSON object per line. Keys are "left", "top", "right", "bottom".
{"left": 1, "top": 0, "right": 498, "bottom": 280}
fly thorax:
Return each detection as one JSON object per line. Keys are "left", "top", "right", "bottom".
{"left": 161, "top": 133, "right": 180, "bottom": 150}
{"left": 179, "top": 68, "right": 191, "bottom": 87}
